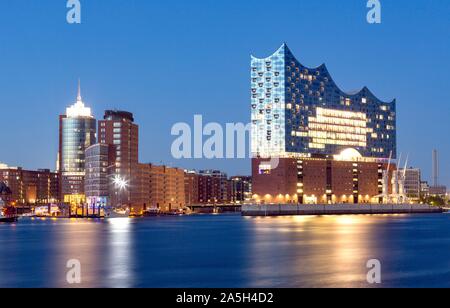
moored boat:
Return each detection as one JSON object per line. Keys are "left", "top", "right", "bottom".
{"left": 142, "top": 208, "right": 160, "bottom": 217}
{"left": 142, "top": 208, "right": 187, "bottom": 217}
{"left": 0, "top": 205, "right": 19, "bottom": 223}
{"left": 105, "top": 207, "right": 131, "bottom": 218}
{"left": 0, "top": 216, "right": 19, "bottom": 223}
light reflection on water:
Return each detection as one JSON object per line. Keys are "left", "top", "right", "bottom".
{"left": 106, "top": 218, "right": 132, "bottom": 288}
{"left": 0, "top": 214, "right": 450, "bottom": 288}
{"left": 247, "top": 215, "right": 380, "bottom": 287}
{"left": 52, "top": 219, "right": 104, "bottom": 288}
{"left": 245, "top": 214, "right": 450, "bottom": 288}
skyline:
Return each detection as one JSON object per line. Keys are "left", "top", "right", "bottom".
{"left": 1, "top": 1, "right": 449, "bottom": 187}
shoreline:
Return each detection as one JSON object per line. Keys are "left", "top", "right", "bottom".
{"left": 7, "top": 205, "right": 446, "bottom": 221}
{"left": 242, "top": 204, "right": 445, "bottom": 217}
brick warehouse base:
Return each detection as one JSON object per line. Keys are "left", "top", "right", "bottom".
{"left": 252, "top": 157, "right": 397, "bottom": 205}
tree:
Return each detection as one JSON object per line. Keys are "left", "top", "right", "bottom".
{"left": 421, "top": 196, "right": 446, "bottom": 207}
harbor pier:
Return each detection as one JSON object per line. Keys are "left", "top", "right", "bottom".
{"left": 242, "top": 204, "right": 445, "bottom": 217}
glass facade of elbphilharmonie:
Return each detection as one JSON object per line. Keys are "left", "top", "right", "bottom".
{"left": 251, "top": 44, "right": 397, "bottom": 160}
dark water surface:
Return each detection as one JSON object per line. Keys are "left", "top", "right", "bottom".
{"left": 1, "top": 213, "right": 450, "bottom": 288}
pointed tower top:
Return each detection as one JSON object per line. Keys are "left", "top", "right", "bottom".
{"left": 66, "top": 79, "right": 92, "bottom": 118}
{"left": 77, "top": 79, "right": 82, "bottom": 102}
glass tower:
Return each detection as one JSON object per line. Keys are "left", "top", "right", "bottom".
{"left": 251, "top": 44, "right": 397, "bottom": 160}
{"left": 59, "top": 82, "right": 97, "bottom": 204}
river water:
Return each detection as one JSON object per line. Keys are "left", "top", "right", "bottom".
{"left": 1, "top": 213, "right": 450, "bottom": 288}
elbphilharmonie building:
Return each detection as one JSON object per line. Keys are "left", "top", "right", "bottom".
{"left": 251, "top": 44, "right": 398, "bottom": 205}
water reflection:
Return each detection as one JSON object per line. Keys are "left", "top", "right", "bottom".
{"left": 247, "top": 215, "right": 383, "bottom": 287}
{"left": 2, "top": 214, "right": 450, "bottom": 287}
{"left": 106, "top": 218, "right": 133, "bottom": 288}
{"left": 52, "top": 219, "right": 103, "bottom": 287}
{"left": 327, "top": 216, "right": 374, "bottom": 286}
{"left": 50, "top": 218, "right": 135, "bottom": 287}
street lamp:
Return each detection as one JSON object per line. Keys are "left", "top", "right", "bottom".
{"left": 113, "top": 175, "right": 129, "bottom": 191}
{"left": 112, "top": 175, "right": 129, "bottom": 211}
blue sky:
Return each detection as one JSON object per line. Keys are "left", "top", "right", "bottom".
{"left": 0, "top": 0, "right": 449, "bottom": 187}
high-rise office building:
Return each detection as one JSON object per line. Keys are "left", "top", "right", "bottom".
{"left": 59, "top": 82, "right": 97, "bottom": 205}
{"left": 251, "top": 44, "right": 397, "bottom": 204}
{"left": 98, "top": 110, "right": 139, "bottom": 207}
{"left": 85, "top": 143, "right": 115, "bottom": 209}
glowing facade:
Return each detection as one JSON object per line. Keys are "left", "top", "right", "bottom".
{"left": 251, "top": 44, "right": 396, "bottom": 159}
{"left": 251, "top": 44, "right": 398, "bottom": 205}
{"left": 85, "top": 143, "right": 114, "bottom": 209}
{"left": 59, "top": 82, "right": 97, "bottom": 204}
{"left": 0, "top": 166, "right": 59, "bottom": 206}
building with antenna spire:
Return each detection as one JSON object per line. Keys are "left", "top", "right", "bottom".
{"left": 58, "top": 81, "right": 97, "bottom": 205}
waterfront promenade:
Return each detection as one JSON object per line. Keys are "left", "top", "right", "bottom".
{"left": 242, "top": 204, "right": 444, "bottom": 217}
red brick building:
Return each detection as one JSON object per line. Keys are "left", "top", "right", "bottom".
{"left": 184, "top": 171, "right": 199, "bottom": 206}
{"left": 250, "top": 44, "right": 398, "bottom": 206}
{"left": 137, "top": 164, "right": 185, "bottom": 213}
{"left": 184, "top": 170, "right": 232, "bottom": 205}
{"left": 98, "top": 110, "right": 139, "bottom": 207}
{"left": 0, "top": 165, "right": 59, "bottom": 206}
{"left": 252, "top": 157, "right": 396, "bottom": 205}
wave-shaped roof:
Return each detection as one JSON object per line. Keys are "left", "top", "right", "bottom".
{"left": 252, "top": 43, "right": 395, "bottom": 105}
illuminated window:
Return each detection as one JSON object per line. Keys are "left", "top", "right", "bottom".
{"left": 307, "top": 107, "right": 372, "bottom": 148}
{"left": 259, "top": 164, "right": 272, "bottom": 175}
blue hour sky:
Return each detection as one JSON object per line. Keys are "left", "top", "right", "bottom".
{"left": 0, "top": 0, "right": 449, "bottom": 187}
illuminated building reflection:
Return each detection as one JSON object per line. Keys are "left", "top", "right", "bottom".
{"left": 106, "top": 218, "right": 133, "bottom": 287}
{"left": 246, "top": 215, "right": 381, "bottom": 287}
{"left": 52, "top": 219, "right": 102, "bottom": 288}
